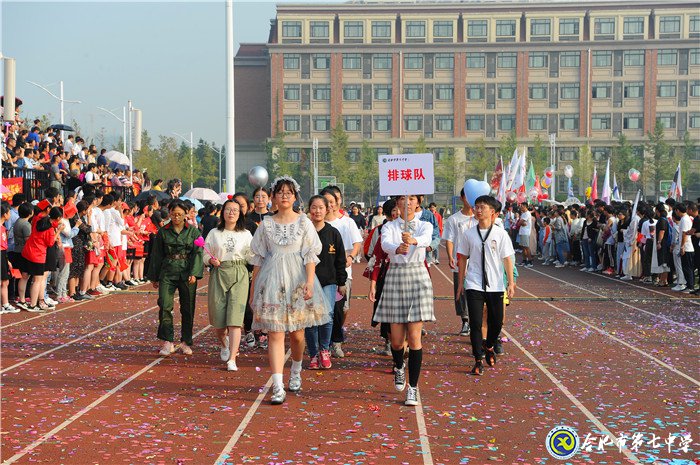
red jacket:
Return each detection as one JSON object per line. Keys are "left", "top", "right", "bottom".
{"left": 21, "top": 221, "right": 57, "bottom": 264}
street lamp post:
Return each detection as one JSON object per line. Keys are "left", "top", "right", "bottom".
{"left": 97, "top": 106, "right": 127, "bottom": 157}
{"left": 27, "top": 80, "right": 81, "bottom": 142}
{"left": 173, "top": 131, "right": 194, "bottom": 190}
{"left": 312, "top": 137, "right": 319, "bottom": 195}
{"left": 217, "top": 146, "right": 224, "bottom": 193}
{"left": 549, "top": 133, "right": 556, "bottom": 200}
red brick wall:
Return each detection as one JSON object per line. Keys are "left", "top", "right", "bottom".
{"left": 643, "top": 49, "right": 658, "bottom": 133}
{"left": 235, "top": 61, "right": 271, "bottom": 141}
{"left": 578, "top": 50, "right": 590, "bottom": 138}
{"left": 330, "top": 53, "right": 343, "bottom": 128}
{"left": 516, "top": 51, "right": 529, "bottom": 138}
{"left": 392, "top": 53, "right": 401, "bottom": 138}
{"left": 270, "top": 53, "right": 284, "bottom": 136}
{"left": 453, "top": 52, "right": 466, "bottom": 137}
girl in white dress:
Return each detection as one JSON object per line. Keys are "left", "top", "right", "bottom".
{"left": 249, "top": 176, "right": 329, "bottom": 405}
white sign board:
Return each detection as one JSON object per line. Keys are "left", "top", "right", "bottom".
{"left": 378, "top": 153, "right": 435, "bottom": 196}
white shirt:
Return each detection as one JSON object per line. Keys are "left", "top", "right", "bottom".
{"left": 204, "top": 228, "right": 253, "bottom": 263}
{"left": 605, "top": 217, "right": 619, "bottom": 245}
{"left": 328, "top": 215, "right": 362, "bottom": 278}
{"left": 85, "top": 171, "right": 97, "bottom": 183}
{"left": 457, "top": 223, "right": 514, "bottom": 293}
{"left": 91, "top": 207, "right": 105, "bottom": 234}
{"left": 442, "top": 211, "right": 476, "bottom": 272}
{"left": 104, "top": 207, "right": 124, "bottom": 248}
{"left": 519, "top": 211, "right": 532, "bottom": 236}
{"left": 679, "top": 215, "right": 694, "bottom": 252}
{"left": 381, "top": 217, "right": 433, "bottom": 264}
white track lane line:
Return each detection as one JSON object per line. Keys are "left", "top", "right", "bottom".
{"left": 588, "top": 267, "right": 700, "bottom": 306}
{"left": 435, "top": 264, "right": 699, "bottom": 386}
{"left": 414, "top": 390, "right": 435, "bottom": 465}
{"left": 2, "top": 324, "right": 212, "bottom": 465}
{"left": 432, "top": 265, "right": 645, "bottom": 462}
{"left": 214, "top": 350, "right": 292, "bottom": 465}
{"left": 0, "top": 284, "right": 208, "bottom": 374}
{"left": 526, "top": 267, "right": 700, "bottom": 333}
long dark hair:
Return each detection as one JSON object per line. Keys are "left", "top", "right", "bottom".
{"left": 217, "top": 199, "right": 246, "bottom": 232}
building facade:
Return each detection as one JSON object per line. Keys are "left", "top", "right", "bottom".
{"left": 236, "top": 0, "right": 700, "bottom": 200}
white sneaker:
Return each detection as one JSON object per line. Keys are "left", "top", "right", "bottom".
{"left": 26, "top": 305, "right": 45, "bottom": 313}
{"left": 270, "top": 385, "right": 286, "bottom": 405}
{"left": 288, "top": 372, "right": 302, "bottom": 392}
{"left": 672, "top": 285, "right": 687, "bottom": 292}
{"left": 394, "top": 366, "right": 406, "bottom": 392}
{"left": 226, "top": 359, "right": 238, "bottom": 371}
{"left": 96, "top": 285, "right": 110, "bottom": 294}
{"left": 596, "top": 264, "right": 603, "bottom": 271}
{"left": 159, "top": 341, "right": 175, "bottom": 356}
{"left": 555, "top": 263, "right": 565, "bottom": 268}
{"left": 45, "top": 297, "right": 59, "bottom": 306}
{"left": 405, "top": 386, "right": 418, "bottom": 406}
{"left": 244, "top": 331, "right": 256, "bottom": 348}
{"left": 620, "top": 275, "right": 633, "bottom": 281}
{"left": 220, "top": 340, "right": 231, "bottom": 362}
{"left": 580, "top": 266, "right": 588, "bottom": 271}
{"left": 3, "top": 304, "right": 20, "bottom": 314}
{"left": 331, "top": 342, "right": 345, "bottom": 358}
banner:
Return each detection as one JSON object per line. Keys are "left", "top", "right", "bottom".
{"left": 378, "top": 153, "right": 434, "bottom": 196}
{"left": 1, "top": 177, "right": 23, "bottom": 201}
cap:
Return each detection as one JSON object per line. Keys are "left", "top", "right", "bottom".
{"left": 63, "top": 202, "right": 78, "bottom": 219}
{"left": 121, "top": 202, "right": 130, "bottom": 211}
{"left": 37, "top": 199, "right": 51, "bottom": 211}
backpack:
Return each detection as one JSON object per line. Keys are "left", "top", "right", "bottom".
{"left": 363, "top": 226, "right": 378, "bottom": 259}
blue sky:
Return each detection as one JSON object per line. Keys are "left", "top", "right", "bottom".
{"left": 1, "top": 1, "right": 297, "bottom": 148}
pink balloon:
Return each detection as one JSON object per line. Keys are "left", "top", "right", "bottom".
{"left": 506, "top": 191, "right": 517, "bottom": 202}
{"left": 628, "top": 168, "right": 640, "bottom": 182}
{"left": 517, "top": 191, "right": 527, "bottom": 203}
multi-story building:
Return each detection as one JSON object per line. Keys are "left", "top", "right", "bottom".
{"left": 235, "top": 0, "right": 700, "bottom": 200}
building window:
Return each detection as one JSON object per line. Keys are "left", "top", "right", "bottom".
{"left": 623, "top": 113, "right": 643, "bottom": 129}
{"left": 529, "top": 115, "right": 547, "bottom": 130}
{"left": 560, "top": 51, "right": 580, "bottom": 67}
{"left": 344, "top": 21, "right": 364, "bottom": 39}
{"left": 287, "top": 148, "right": 301, "bottom": 163}
{"left": 405, "top": 84, "right": 423, "bottom": 100}
{"left": 593, "top": 51, "right": 613, "bottom": 67}
{"left": 691, "top": 49, "right": 700, "bottom": 65}
{"left": 529, "top": 83, "right": 547, "bottom": 99}
{"left": 374, "top": 84, "right": 391, "bottom": 100}
{"left": 372, "top": 21, "right": 391, "bottom": 39}
{"left": 467, "top": 53, "right": 486, "bottom": 68}
{"left": 434, "top": 53, "right": 454, "bottom": 69}
{"left": 284, "top": 116, "right": 300, "bottom": 132}
{"left": 347, "top": 148, "right": 360, "bottom": 163}
{"left": 659, "top": 16, "right": 681, "bottom": 34}
{"left": 623, "top": 50, "right": 645, "bottom": 66}
{"left": 435, "top": 84, "right": 454, "bottom": 100}
{"left": 404, "top": 53, "right": 423, "bottom": 69}
{"left": 343, "top": 85, "right": 361, "bottom": 100}
{"left": 560, "top": 83, "right": 580, "bottom": 99}
{"left": 467, "top": 84, "right": 485, "bottom": 100}
{"left": 374, "top": 116, "right": 391, "bottom": 131}
{"left": 592, "top": 114, "right": 611, "bottom": 130}
{"left": 690, "top": 80, "right": 700, "bottom": 97}
{"left": 281, "top": 21, "right": 302, "bottom": 38}
{"left": 344, "top": 116, "right": 361, "bottom": 132}
{"left": 310, "top": 21, "right": 329, "bottom": 39}
{"left": 313, "top": 116, "right": 331, "bottom": 131}
{"left": 689, "top": 113, "right": 700, "bottom": 128}
{"left": 592, "top": 82, "right": 612, "bottom": 99}
{"left": 498, "top": 115, "right": 516, "bottom": 131}
{"left": 594, "top": 18, "right": 616, "bottom": 35}
{"left": 559, "top": 18, "right": 580, "bottom": 36}
{"left": 373, "top": 54, "right": 392, "bottom": 69}
{"left": 529, "top": 52, "right": 548, "bottom": 68}
{"left": 624, "top": 82, "right": 644, "bottom": 98}
{"left": 319, "top": 148, "right": 330, "bottom": 163}
{"left": 283, "top": 53, "right": 300, "bottom": 69}
{"left": 496, "top": 20, "right": 516, "bottom": 38}
{"left": 657, "top": 49, "right": 678, "bottom": 66}
{"left": 433, "top": 21, "right": 453, "bottom": 38}
{"left": 435, "top": 116, "right": 454, "bottom": 131}
{"left": 656, "top": 112, "right": 676, "bottom": 129}
{"left": 497, "top": 52, "right": 517, "bottom": 68}
{"left": 404, "top": 116, "right": 422, "bottom": 131}
{"left": 312, "top": 84, "right": 330, "bottom": 100}
{"left": 467, "top": 20, "right": 488, "bottom": 38}
{"left": 531, "top": 19, "right": 551, "bottom": 36}
{"left": 284, "top": 84, "right": 300, "bottom": 100}
{"left": 591, "top": 147, "right": 611, "bottom": 161}
{"left": 691, "top": 16, "right": 700, "bottom": 33}
{"left": 313, "top": 54, "right": 330, "bottom": 69}
{"left": 623, "top": 17, "right": 644, "bottom": 35}
{"left": 343, "top": 53, "right": 362, "bottom": 69}
{"left": 498, "top": 83, "right": 516, "bottom": 99}
{"left": 558, "top": 147, "right": 577, "bottom": 161}
{"left": 406, "top": 20, "right": 426, "bottom": 38}
{"left": 466, "top": 115, "right": 485, "bottom": 131}
{"left": 560, "top": 114, "right": 579, "bottom": 130}
{"left": 657, "top": 81, "right": 677, "bottom": 98}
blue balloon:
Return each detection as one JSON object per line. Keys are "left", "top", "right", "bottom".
{"left": 463, "top": 179, "right": 491, "bottom": 207}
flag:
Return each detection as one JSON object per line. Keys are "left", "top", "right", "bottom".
{"left": 631, "top": 189, "right": 641, "bottom": 219}
{"left": 490, "top": 157, "right": 503, "bottom": 191}
{"left": 525, "top": 161, "right": 536, "bottom": 194}
{"left": 612, "top": 173, "right": 621, "bottom": 201}
{"left": 590, "top": 166, "right": 598, "bottom": 201}
{"left": 567, "top": 178, "right": 574, "bottom": 198}
{"left": 512, "top": 147, "right": 527, "bottom": 191}
{"left": 668, "top": 162, "right": 682, "bottom": 200}
{"left": 497, "top": 158, "right": 507, "bottom": 208}
{"left": 601, "top": 158, "right": 611, "bottom": 205}
{"left": 505, "top": 148, "right": 519, "bottom": 191}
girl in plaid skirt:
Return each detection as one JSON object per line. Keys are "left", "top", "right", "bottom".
{"left": 374, "top": 194, "right": 434, "bottom": 406}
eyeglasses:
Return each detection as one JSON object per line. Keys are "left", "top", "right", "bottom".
{"left": 276, "top": 191, "right": 294, "bottom": 198}
{"left": 170, "top": 213, "right": 185, "bottom": 218}
{"left": 253, "top": 195, "right": 267, "bottom": 200}
{"left": 224, "top": 209, "right": 239, "bottom": 214}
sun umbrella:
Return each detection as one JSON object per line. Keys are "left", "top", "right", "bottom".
{"left": 134, "top": 189, "right": 171, "bottom": 203}
{"left": 104, "top": 151, "right": 131, "bottom": 172}
{"left": 0, "top": 96, "right": 22, "bottom": 107}
{"left": 48, "top": 123, "right": 75, "bottom": 132}
{"left": 219, "top": 192, "right": 233, "bottom": 203}
{"left": 179, "top": 196, "right": 204, "bottom": 211}
{"left": 183, "top": 187, "right": 220, "bottom": 202}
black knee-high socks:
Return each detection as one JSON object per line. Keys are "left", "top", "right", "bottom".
{"left": 391, "top": 347, "right": 404, "bottom": 369}
{"left": 408, "top": 348, "right": 422, "bottom": 387}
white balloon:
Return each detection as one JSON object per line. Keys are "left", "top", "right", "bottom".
{"left": 248, "top": 166, "right": 269, "bottom": 187}
{"left": 564, "top": 165, "right": 574, "bottom": 179}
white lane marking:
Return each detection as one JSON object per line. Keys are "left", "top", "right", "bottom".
{"left": 0, "top": 284, "right": 209, "bottom": 374}
{"left": 432, "top": 265, "right": 643, "bottom": 462}
{"left": 527, "top": 267, "right": 700, "bottom": 333}
{"left": 214, "top": 350, "right": 292, "bottom": 465}
{"left": 2, "top": 325, "right": 212, "bottom": 465}
{"left": 414, "top": 389, "right": 435, "bottom": 465}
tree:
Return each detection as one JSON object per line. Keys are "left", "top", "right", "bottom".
{"left": 645, "top": 120, "right": 672, "bottom": 195}
{"left": 352, "top": 140, "right": 377, "bottom": 205}
{"left": 611, "top": 133, "right": 635, "bottom": 194}
{"left": 193, "top": 139, "right": 218, "bottom": 189}
{"left": 329, "top": 120, "right": 350, "bottom": 186}
{"left": 530, "top": 134, "right": 549, "bottom": 175}
{"left": 265, "top": 129, "right": 299, "bottom": 183}
{"left": 414, "top": 135, "right": 428, "bottom": 154}
{"left": 465, "top": 138, "right": 495, "bottom": 180}
{"left": 435, "top": 147, "right": 466, "bottom": 196}
{"left": 497, "top": 130, "right": 518, "bottom": 161}
{"left": 679, "top": 131, "right": 699, "bottom": 197}
{"left": 578, "top": 144, "right": 593, "bottom": 196}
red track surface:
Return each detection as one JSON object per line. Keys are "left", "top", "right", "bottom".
{"left": 1, "top": 255, "right": 698, "bottom": 465}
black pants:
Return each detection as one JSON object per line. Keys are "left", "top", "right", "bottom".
{"left": 681, "top": 252, "right": 696, "bottom": 290}
{"left": 331, "top": 296, "right": 346, "bottom": 343}
{"left": 466, "top": 290, "right": 504, "bottom": 360}
{"left": 642, "top": 241, "right": 653, "bottom": 277}
{"left": 571, "top": 240, "right": 582, "bottom": 263}
{"left": 453, "top": 272, "right": 467, "bottom": 319}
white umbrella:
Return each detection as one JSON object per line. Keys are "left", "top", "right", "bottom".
{"left": 184, "top": 187, "right": 220, "bottom": 202}
{"left": 104, "top": 150, "right": 130, "bottom": 166}
{"left": 219, "top": 192, "right": 233, "bottom": 203}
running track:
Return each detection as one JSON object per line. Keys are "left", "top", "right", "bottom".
{"left": 1, "top": 253, "right": 698, "bottom": 464}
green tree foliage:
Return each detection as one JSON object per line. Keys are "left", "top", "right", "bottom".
{"left": 414, "top": 135, "right": 428, "bottom": 154}
{"left": 435, "top": 147, "right": 466, "bottom": 196}
{"left": 351, "top": 140, "right": 377, "bottom": 205}
{"left": 680, "top": 131, "right": 699, "bottom": 195}
{"left": 530, "top": 134, "right": 549, "bottom": 175}
{"left": 611, "top": 133, "right": 636, "bottom": 193}
{"left": 466, "top": 139, "right": 495, "bottom": 180}
{"left": 578, "top": 144, "right": 593, "bottom": 195}
{"left": 497, "top": 131, "right": 518, "bottom": 161}
{"left": 645, "top": 120, "right": 672, "bottom": 194}
{"left": 265, "top": 130, "right": 299, "bottom": 183}
{"left": 329, "top": 120, "right": 350, "bottom": 186}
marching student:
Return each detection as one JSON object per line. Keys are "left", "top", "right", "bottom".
{"left": 373, "top": 194, "right": 434, "bottom": 406}
{"left": 457, "top": 195, "right": 515, "bottom": 376}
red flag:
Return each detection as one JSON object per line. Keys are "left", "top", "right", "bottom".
{"left": 490, "top": 158, "right": 503, "bottom": 191}
{"left": 590, "top": 167, "right": 598, "bottom": 201}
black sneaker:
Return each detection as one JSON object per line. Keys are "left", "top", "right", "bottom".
{"left": 494, "top": 339, "right": 504, "bottom": 356}
{"left": 459, "top": 321, "right": 470, "bottom": 336}
{"left": 114, "top": 282, "right": 128, "bottom": 290}
{"left": 394, "top": 366, "right": 406, "bottom": 392}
